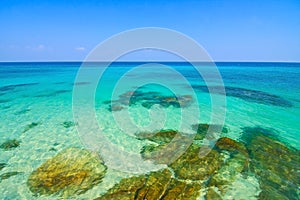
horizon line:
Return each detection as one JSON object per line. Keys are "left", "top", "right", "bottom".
{"left": 0, "top": 60, "right": 300, "bottom": 63}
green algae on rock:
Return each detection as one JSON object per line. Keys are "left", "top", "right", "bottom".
{"left": 138, "top": 129, "right": 226, "bottom": 181}
{"left": 27, "top": 147, "right": 107, "bottom": 197}
{"left": 0, "top": 139, "right": 21, "bottom": 150}
{"left": 242, "top": 127, "right": 300, "bottom": 200}
{"left": 95, "top": 169, "right": 201, "bottom": 200}
{"left": 138, "top": 130, "right": 194, "bottom": 165}
{"left": 169, "top": 143, "right": 223, "bottom": 181}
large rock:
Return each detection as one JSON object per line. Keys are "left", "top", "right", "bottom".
{"left": 161, "top": 178, "right": 201, "bottom": 199}
{"left": 169, "top": 143, "right": 223, "bottom": 181}
{"left": 136, "top": 129, "right": 179, "bottom": 144}
{"left": 242, "top": 127, "right": 300, "bottom": 200}
{"left": 138, "top": 129, "right": 194, "bottom": 165}
{"left": 27, "top": 148, "right": 107, "bottom": 197}
{"left": 207, "top": 137, "right": 249, "bottom": 196}
{"left": 138, "top": 129, "right": 225, "bottom": 181}
{"left": 95, "top": 169, "right": 201, "bottom": 200}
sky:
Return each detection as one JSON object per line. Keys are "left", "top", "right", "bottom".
{"left": 0, "top": 0, "right": 299, "bottom": 62}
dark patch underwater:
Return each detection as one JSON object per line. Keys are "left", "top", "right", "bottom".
{"left": 193, "top": 85, "right": 293, "bottom": 107}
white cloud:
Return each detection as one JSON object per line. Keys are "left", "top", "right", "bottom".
{"left": 37, "top": 44, "right": 45, "bottom": 50}
{"left": 24, "top": 44, "right": 46, "bottom": 51}
{"left": 75, "top": 47, "right": 86, "bottom": 51}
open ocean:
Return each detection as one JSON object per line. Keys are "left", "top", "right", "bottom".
{"left": 0, "top": 62, "right": 299, "bottom": 199}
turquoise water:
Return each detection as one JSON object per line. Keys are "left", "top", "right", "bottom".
{"left": 0, "top": 62, "right": 299, "bottom": 199}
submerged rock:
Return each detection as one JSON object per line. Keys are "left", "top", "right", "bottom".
{"left": 207, "top": 137, "right": 249, "bottom": 195}
{"left": 0, "top": 83, "right": 38, "bottom": 93}
{"left": 193, "top": 85, "right": 293, "bottom": 107}
{"left": 136, "top": 129, "right": 179, "bottom": 144}
{"left": 138, "top": 129, "right": 194, "bottom": 165}
{"left": 170, "top": 144, "right": 223, "bottom": 181}
{"left": 108, "top": 104, "right": 124, "bottom": 112}
{"left": 191, "top": 123, "right": 228, "bottom": 140}
{"left": 242, "top": 127, "right": 300, "bottom": 200}
{"left": 0, "top": 139, "right": 21, "bottom": 150}
{"left": 61, "top": 121, "right": 76, "bottom": 128}
{"left": 161, "top": 178, "right": 201, "bottom": 199}
{"left": 206, "top": 187, "right": 222, "bottom": 200}
{"left": 0, "top": 171, "right": 21, "bottom": 182}
{"left": 110, "top": 89, "right": 193, "bottom": 110}
{"left": 23, "top": 122, "right": 39, "bottom": 133}
{"left": 0, "top": 163, "right": 6, "bottom": 171}
{"left": 137, "top": 126, "right": 298, "bottom": 199}
{"left": 138, "top": 129, "right": 228, "bottom": 181}
{"left": 95, "top": 169, "right": 201, "bottom": 200}
{"left": 27, "top": 148, "right": 107, "bottom": 197}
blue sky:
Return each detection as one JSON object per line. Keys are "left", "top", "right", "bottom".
{"left": 0, "top": 0, "right": 299, "bottom": 61}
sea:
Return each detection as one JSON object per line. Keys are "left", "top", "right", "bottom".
{"left": 0, "top": 62, "right": 299, "bottom": 199}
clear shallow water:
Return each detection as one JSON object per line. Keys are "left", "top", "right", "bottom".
{"left": 0, "top": 62, "right": 299, "bottom": 199}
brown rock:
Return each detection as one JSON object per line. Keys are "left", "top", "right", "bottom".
{"left": 161, "top": 178, "right": 201, "bottom": 200}
{"left": 27, "top": 148, "right": 107, "bottom": 197}
{"left": 207, "top": 137, "right": 249, "bottom": 196}
{"left": 206, "top": 187, "right": 222, "bottom": 200}
{"left": 96, "top": 169, "right": 201, "bottom": 200}
{"left": 169, "top": 144, "right": 223, "bottom": 181}
{"left": 242, "top": 127, "right": 300, "bottom": 200}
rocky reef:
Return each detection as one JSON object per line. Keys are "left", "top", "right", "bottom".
{"left": 27, "top": 147, "right": 107, "bottom": 197}
{"left": 25, "top": 124, "right": 299, "bottom": 199}
{"left": 103, "top": 89, "right": 193, "bottom": 111}
{"left": 95, "top": 125, "right": 299, "bottom": 199}
{"left": 95, "top": 169, "right": 201, "bottom": 200}
{"left": 242, "top": 127, "right": 300, "bottom": 200}
{"left": 193, "top": 85, "right": 293, "bottom": 107}
{"left": 94, "top": 125, "right": 248, "bottom": 199}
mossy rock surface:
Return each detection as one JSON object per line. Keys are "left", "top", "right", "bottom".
{"left": 242, "top": 127, "right": 300, "bottom": 200}
{"left": 207, "top": 137, "right": 249, "bottom": 195}
{"left": 169, "top": 143, "right": 223, "bottom": 181}
{"left": 95, "top": 169, "right": 201, "bottom": 200}
{"left": 139, "top": 130, "right": 194, "bottom": 165}
{"left": 160, "top": 178, "right": 201, "bottom": 200}
{"left": 27, "top": 147, "right": 107, "bottom": 197}
{"left": 0, "top": 139, "right": 21, "bottom": 150}
{"left": 136, "top": 126, "right": 299, "bottom": 199}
